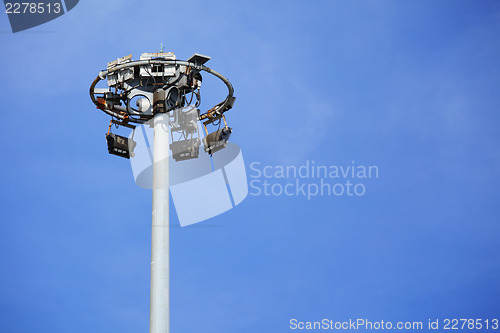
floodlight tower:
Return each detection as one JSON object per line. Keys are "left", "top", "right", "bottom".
{"left": 90, "top": 51, "right": 235, "bottom": 333}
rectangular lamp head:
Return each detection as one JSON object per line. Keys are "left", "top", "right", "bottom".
{"left": 187, "top": 53, "right": 211, "bottom": 65}
{"left": 170, "top": 138, "right": 201, "bottom": 162}
{"left": 106, "top": 133, "right": 136, "bottom": 159}
{"left": 203, "top": 127, "right": 232, "bottom": 155}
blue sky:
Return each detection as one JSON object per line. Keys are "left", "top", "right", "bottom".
{"left": 1, "top": 1, "right": 500, "bottom": 332}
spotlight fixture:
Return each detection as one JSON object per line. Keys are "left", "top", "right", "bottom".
{"left": 104, "top": 120, "right": 137, "bottom": 159}
{"left": 106, "top": 133, "right": 136, "bottom": 159}
{"left": 203, "top": 126, "right": 232, "bottom": 155}
{"left": 170, "top": 138, "right": 201, "bottom": 161}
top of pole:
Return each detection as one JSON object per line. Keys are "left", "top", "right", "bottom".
{"left": 89, "top": 51, "right": 235, "bottom": 126}
{"left": 90, "top": 50, "right": 237, "bottom": 160}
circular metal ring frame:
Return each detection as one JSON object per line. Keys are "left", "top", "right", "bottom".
{"left": 90, "top": 59, "right": 234, "bottom": 124}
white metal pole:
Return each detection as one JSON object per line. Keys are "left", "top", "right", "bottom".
{"left": 150, "top": 112, "right": 170, "bottom": 333}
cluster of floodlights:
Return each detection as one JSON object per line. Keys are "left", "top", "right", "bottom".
{"left": 89, "top": 52, "right": 235, "bottom": 161}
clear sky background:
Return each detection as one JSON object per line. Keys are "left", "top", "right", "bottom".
{"left": 1, "top": 1, "right": 499, "bottom": 332}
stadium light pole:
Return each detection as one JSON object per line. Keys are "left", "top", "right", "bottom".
{"left": 90, "top": 51, "right": 235, "bottom": 333}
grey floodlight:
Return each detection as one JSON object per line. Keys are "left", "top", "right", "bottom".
{"left": 170, "top": 138, "right": 201, "bottom": 161}
{"left": 187, "top": 53, "right": 211, "bottom": 65}
{"left": 203, "top": 127, "right": 232, "bottom": 155}
{"left": 106, "top": 133, "right": 136, "bottom": 159}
